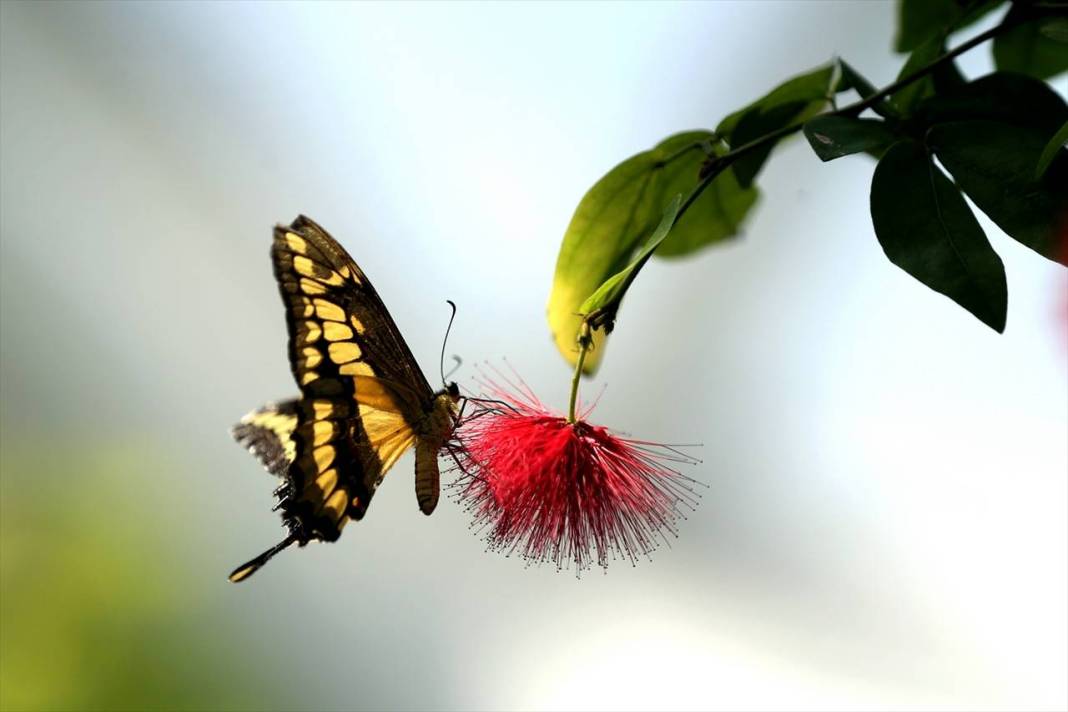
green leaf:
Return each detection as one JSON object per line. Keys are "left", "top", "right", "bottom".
{"left": 890, "top": 37, "right": 945, "bottom": 115}
{"left": 717, "top": 63, "right": 840, "bottom": 186}
{"left": 929, "top": 120, "right": 1068, "bottom": 265}
{"left": 547, "top": 149, "right": 660, "bottom": 373}
{"left": 650, "top": 132, "right": 759, "bottom": 258}
{"left": 803, "top": 116, "right": 897, "bottom": 161}
{"left": 580, "top": 195, "right": 682, "bottom": 325}
{"left": 993, "top": 5, "right": 1068, "bottom": 80}
{"left": 1039, "top": 17, "right": 1068, "bottom": 44}
{"left": 716, "top": 63, "right": 839, "bottom": 141}
{"left": 917, "top": 72, "right": 1068, "bottom": 135}
{"left": 870, "top": 139, "right": 1007, "bottom": 332}
{"left": 547, "top": 132, "right": 757, "bottom": 372}
{"left": 837, "top": 59, "right": 879, "bottom": 100}
{"left": 837, "top": 58, "right": 898, "bottom": 119}
{"left": 730, "top": 100, "right": 808, "bottom": 186}
{"left": 896, "top": 0, "right": 960, "bottom": 52}
{"left": 1036, "top": 121, "right": 1068, "bottom": 178}
{"left": 895, "top": 0, "right": 1005, "bottom": 52}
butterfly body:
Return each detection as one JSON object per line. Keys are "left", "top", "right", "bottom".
{"left": 229, "top": 216, "right": 459, "bottom": 582}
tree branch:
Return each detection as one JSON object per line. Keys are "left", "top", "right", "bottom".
{"left": 684, "top": 18, "right": 1021, "bottom": 225}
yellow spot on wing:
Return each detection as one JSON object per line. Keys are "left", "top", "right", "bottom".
{"left": 300, "top": 321, "right": 321, "bottom": 344}
{"left": 301, "top": 371, "right": 319, "bottom": 385}
{"left": 302, "top": 347, "right": 322, "bottom": 368}
{"left": 312, "top": 420, "right": 335, "bottom": 446}
{"left": 290, "top": 297, "right": 314, "bottom": 317}
{"left": 328, "top": 342, "right": 361, "bottom": 364}
{"left": 314, "top": 299, "right": 345, "bottom": 322}
{"left": 312, "top": 401, "right": 334, "bottom": 419}
{"left": 323, "top": 322, "right": 353, "bottom": 341}
{"left": 285, "top": 233, "right": 308, "bottom": 254}
{"left": 324, "top": 490, "right": 348, "bottom": 519}
{"left": 349, "top": 316, "right": 366, "bottom": 334}
{"left": 293, "top": 256, "right": 316, "bottom": 277}
{"left": 313, "top": 444, "right": 336, "bottom": 470}
{"left": 300, "top": 278, "right": 327, "bottom": 295}
{"left": 314, "top": 468, "right": 338, "bottom": 494}
{"left": 340, "top": 361, "right": 374, "bottom": 377}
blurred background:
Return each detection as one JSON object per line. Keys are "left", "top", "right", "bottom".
{"left": 1, "top": 2, "right": 1065, "bottom": 710}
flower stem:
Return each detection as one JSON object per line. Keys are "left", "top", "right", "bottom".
{"left": 567, "top": 321, "right": 592, "bottom": 423}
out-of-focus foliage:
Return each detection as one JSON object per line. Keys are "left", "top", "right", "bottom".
{"left": 0, "top": 440, "right": 295, "bottom": 712}
{"left": 894, "top": 0, "right": 1003, "bottom": 52}
{"left": 993, "top": 4, "right": 1068, "bottom": 80}
{"left": 1036, "top": 121, "right": 1068, "bottom": 178}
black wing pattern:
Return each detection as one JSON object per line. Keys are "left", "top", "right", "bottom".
{"left": 229, "top": 216, "right": 436, "bottom": 582}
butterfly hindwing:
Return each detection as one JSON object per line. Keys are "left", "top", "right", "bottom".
{"left": 232, "top": 400, "right": 299, "bottom": 477}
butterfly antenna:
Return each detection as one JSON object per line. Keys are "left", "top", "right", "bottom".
{"left": 440, "top": 300, "right": 458, "bottom": 385}
{"left": 227, "top": 533, "right": 298, "bottom": 583}
{"left": 444, "top": 355, "right": 463, "bottom": 381}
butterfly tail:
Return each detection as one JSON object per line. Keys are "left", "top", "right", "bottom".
{"left": 228, "top": 533, "right": 298, "bottom": 583}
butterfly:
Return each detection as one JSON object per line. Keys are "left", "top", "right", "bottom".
{"left": 228, "top": 215, "right": 461, "bottom": 582}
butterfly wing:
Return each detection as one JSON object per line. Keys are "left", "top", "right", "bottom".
{"left": 230, "top": 216, "right": 447, "bottom": 582}
{"left": 272, "top": 215, "right": 438, "bottom": 533}
{"left": 274, "top": 215, "right": 434, "bottom": 398}
{"left": 232, "top": 400, "right": 300, "bottom": 477}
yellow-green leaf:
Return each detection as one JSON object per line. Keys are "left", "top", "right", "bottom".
{"left": 548, "top": 132, "right": 757, "bottom": 373}
{"left": 579, "top": 194, "right": 682, "bottom": 325}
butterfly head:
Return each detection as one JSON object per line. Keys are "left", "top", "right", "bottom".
{"left": 446, "top": 381, "right": 460, "bottom": 402}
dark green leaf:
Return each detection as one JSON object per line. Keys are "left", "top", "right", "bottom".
{"left": 929, "top": 120, "right": 1068, "bottom": 265}
{"left": 993, "top": 5, "right": 1068, "bottom": 80}
{"left": 917, "top": 72, "right": 1068, "bottom": 135}
{"left": 717, "top": 63, "right": 840, "bottom": 187}
{"left": 896, "top": 0, "right": 960, "bottom": 52}
{"left": 837, "top": 58, "right": 898, "bottom": 119}
{"left": 895, "top": 0, "right": 1005, "bottom": 52}
{"left": 804, "top": 116, "right": 897, "bottom": 161}
{"left": 716, "top": 63, "right": 839, "bottom": 140}
{"left": 931, "top": 54, "right": 966, "bottom": 93}
{"left": 1036, "top": 121, "right": 1068, "bottom": 178}
{"left": 580, "top": 195, "right": 682, "bottom": 324}
{"left": 870, "top": 140, "right": 1007, "bottom": 332}
{"left": 1039, "top": 17, "right": 1068, "bottom": 44}
{"left": 837, "top": 59, "right": 879, "bottom": 100}
{"left": 890, "top": 37, "right": 945, "bottom": 115}
{"left": 730, "top": 101, "right": 808, "bottom": 186}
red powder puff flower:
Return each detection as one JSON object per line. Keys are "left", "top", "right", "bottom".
{"left": 452, "top": 371, "right": 700, "bottom": 573}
